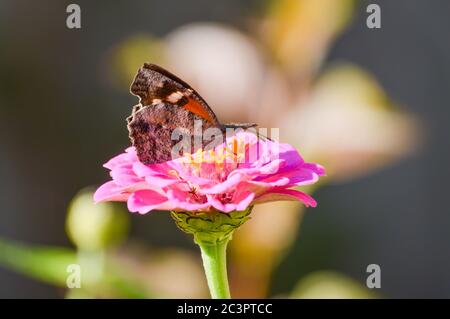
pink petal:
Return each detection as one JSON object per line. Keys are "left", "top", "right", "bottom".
{"left": 93, "top": 181, "right": 130, "bottom": 202}
{"left": 234, "top": 190, "right": 255, "bottom": 211}
{"left": 94, "top": 181, "right": 154, "bottom": 203}
{"left": 253, "top": 189, "right": 317, "bottom": 207}
{"left": 259, "top": 159, "right": 284, "bottom": 175}
{"left": 166, "top": 189, "right": 211, "bottom": 211}
{"left": 104, "top": 147, "right": 138, "bottom": 170}
{"left": 207, "top": 190, "right": 255, "bottom": 213}
{"left": 255, "top": 168, "right": 320, "bottom": 187}
{"left": 110, "top": 167, "right": 142, "bottom": 186}
{"left": 303, "top": 163, "right": 326, "bottom": 176}
{"left": 127, "top": 190, "right": 173, "bottom": 214}
{"left": 132, "top": 162, "right": 180, "bottom": 188}
{"left": 201, "top": 173, "right": 245, "bottom": 195}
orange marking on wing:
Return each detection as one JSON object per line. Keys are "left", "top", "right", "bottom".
{"left": 183, "top": 97, "right": 214, "bottom": 123}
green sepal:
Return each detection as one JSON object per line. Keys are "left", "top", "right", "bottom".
{"left": 171, "top": 207, "right": 253, "bottom": 245}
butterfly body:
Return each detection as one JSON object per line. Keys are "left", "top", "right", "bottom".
{"left": 127, "top": 63, "right": 256, "bottom": 164}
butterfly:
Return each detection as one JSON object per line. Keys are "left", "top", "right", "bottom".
{"left": 127, "top": 63, "right": 257, "bottom": 164}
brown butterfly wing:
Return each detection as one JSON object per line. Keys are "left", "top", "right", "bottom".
{"left": 130, "top": 63, "right": 221, "bottom": 126}
{"left": 127, "top": 102, "right": 220, "bottom": 164}
{"left": 128, "top": 64, "right": 226, "bottom": 164}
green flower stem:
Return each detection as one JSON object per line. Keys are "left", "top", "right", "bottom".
{"left": 198, "top": 239, "right": 231, "bottom": 299}
{"left": 171, "top": 208, "right": 253, "bottom": 299}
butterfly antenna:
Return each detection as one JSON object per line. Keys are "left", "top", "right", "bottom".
{"left": 256, "top": 131, "right": 273, "bottom": 142}
{"left": 223, "top": 123, "right": 257, "bottom": 129}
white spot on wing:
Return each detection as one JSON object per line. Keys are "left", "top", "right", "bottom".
{"left": 166, "top": 91, "right": 184, "bottom": 103}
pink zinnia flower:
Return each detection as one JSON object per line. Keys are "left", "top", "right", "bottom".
{"left": 94, "top": 132, "right": 325, "bottom": 214}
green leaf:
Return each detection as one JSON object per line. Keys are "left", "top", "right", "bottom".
{"left": 0, "top": 238, "right": 154, "bottom": 298}
{"left": 0, "top": 237, "right": 77, "bottom": 286}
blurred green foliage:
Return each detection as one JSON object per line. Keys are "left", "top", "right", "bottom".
{"left": 0, "top": 238, "right": 76, "bottom": 286}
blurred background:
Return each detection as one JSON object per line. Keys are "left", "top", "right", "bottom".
{"left": 0, "top": 0, "right": 449, "bottom": 298}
